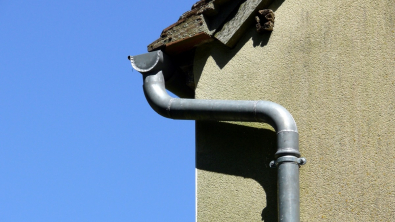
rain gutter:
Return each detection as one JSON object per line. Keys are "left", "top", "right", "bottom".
{"left": 129, "top": 50, "right": 306, "bottom": 222}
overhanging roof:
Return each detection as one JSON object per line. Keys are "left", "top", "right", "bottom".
{"left": 148, "top": 0, "right": 276, "bottom": 55}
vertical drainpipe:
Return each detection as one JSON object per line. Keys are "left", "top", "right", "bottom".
{"left": 129, "top": 50, "right": 306, "bottom": 222}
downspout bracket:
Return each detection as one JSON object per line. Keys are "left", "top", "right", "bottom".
{"left": 270, "top": 156, "right": 307, "bottom": 168}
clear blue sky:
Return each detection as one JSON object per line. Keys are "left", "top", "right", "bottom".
{"left": 0, "top": 1, "right": 197, "bottom": 221}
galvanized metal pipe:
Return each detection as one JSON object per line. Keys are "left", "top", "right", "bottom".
{"left": 129, "top": 50, "right": 304, "bottom": 222}
{"left": 276, "top": 156, "right": 302, "bottom": 222}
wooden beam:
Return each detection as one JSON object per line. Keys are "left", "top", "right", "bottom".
{"left": 214, "top": 0, "right": 275, "bottom": 48}
{"left": 147, "top": 0, "right": 241, "bottom": 54}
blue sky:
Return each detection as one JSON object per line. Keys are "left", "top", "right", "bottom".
{"left": 0, "top": 0, "right": 197, "bottom": 221}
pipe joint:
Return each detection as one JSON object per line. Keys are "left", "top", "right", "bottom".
{"left": 275, "top": 131, "right": 300, "bottom": 158}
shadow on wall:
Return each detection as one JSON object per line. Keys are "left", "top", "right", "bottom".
{"left": 194, "top": 2, "right": 287, "bottom": 221}
{"left": 194, "top": 26, "right": 272, "bottom": 74}
{"left": 193, "top": 0, "right": 286, "bottom": 88}
{"left": 196, "top": 121, "right": 278, "bottom": 222}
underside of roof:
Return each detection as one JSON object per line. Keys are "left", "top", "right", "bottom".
{"left": 148, "top": 0, "right": 276, "bottom": 55}
{"left": 142, "top": 0, "right": 276, "bottom": 98}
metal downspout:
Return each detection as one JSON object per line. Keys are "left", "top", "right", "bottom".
{"left": 129, "top": 50, "right": 306, "bottom": 222}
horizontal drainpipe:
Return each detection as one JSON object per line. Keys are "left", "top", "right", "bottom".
{"left": 129, "top": 50, "right": 305, "bottom": 222}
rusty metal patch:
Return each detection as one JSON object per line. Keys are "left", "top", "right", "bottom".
{"left": 255, "top": 9, "right": 275, "bottom": 33}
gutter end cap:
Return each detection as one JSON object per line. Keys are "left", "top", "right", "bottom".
{"left": 129, "top": 51, "right": 162, "bottom": 73}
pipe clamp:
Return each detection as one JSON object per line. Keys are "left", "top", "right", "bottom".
{"left": 270, "top": 156, "right": 306, "bottom": 168}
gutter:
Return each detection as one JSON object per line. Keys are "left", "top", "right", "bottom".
{"left": 129, "top": 50, "right": 306, "bottom": 222}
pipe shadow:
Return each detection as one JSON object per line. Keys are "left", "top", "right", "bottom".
{"left": 194, "top": 1, "right": 288, "bottom": 220}
{"left": 196, "top": 121, "right": 278, "bottom": 221}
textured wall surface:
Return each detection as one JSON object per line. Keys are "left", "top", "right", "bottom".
{"left": 194, "top": 0, "right": 395, "bottom": 221}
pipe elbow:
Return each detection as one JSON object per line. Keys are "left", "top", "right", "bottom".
{"left": 143, "top": 71, "right": 173, "bottom": 118}
{"left": 255, "top": 101, "right": 297, "bottom": 132}
{"left": 255, "top": 101, "right": 300, "bottom": 158}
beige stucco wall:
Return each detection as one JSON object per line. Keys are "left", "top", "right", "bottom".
{"left": 194, "top": 0, "right": 395, "bottom": 221}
